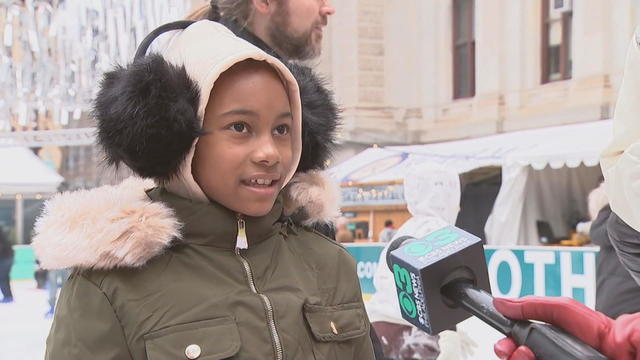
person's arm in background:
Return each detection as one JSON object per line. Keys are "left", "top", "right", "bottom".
{"left": 491, "top": 296, "right": 640, "bottom": 360}
{"left": 601, "top": 27, "right": 640, "bottom": 280}
{"left": 607, "top": 212, "right": 640, "bottom": 285}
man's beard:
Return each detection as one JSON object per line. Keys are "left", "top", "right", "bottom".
{"left": 267, "top": 3, "right": 322, "bottom": 60}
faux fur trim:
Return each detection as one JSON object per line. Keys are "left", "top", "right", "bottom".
{"left": 32, "top": 178, "right": 181, "bottom": 270}
{"left": 283, "top": 171, "right": 341, "bottom": 226}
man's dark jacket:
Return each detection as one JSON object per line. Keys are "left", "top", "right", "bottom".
{"left": 593, "top": 206, "right": 640, "bottom": 318}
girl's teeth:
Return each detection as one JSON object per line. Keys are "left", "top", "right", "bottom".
{"left": 249, "top": 179, "right": 272, "bottom": 186}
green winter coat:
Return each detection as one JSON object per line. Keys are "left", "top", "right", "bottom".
{"left": 34, "top": 180, "right": 374, "bottom": 360}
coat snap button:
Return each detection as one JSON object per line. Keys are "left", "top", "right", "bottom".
{"left": 185, "top": 344, "right": 202, "bottom": 359}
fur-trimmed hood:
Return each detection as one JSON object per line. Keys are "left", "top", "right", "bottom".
{"left": 32, "top": 172, "right": 340, "bottom": 271}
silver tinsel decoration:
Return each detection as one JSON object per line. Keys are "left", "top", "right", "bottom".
{"left": 0, "top": 0, "right": 191, "bottom": 132}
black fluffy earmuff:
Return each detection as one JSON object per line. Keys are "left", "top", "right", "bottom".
{"left": 94, "top": 21, "right": 203, "bottom": 182}
{"left": 287, "top": 63, "right": 340, "bottom": 172}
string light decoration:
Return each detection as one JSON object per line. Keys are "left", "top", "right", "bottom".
{"left": 341, "top": 183, "right": 405, "bottom": 207}
{"left": 0, "top": 0, "right": 190, "bottom": 133}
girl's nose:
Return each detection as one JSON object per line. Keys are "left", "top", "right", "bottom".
{"left": 252, "top": 136, "right": 280, "bottom": 167}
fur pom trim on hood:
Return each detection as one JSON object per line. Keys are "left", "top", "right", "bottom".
{"left": 283, "top": 171, "right": 341, "bottom": 226}
{"left": 32, "top": 178, "right": 181, "bottom": 270}
{"left": 33, "top": 173, "right": 340, "bottom": 270}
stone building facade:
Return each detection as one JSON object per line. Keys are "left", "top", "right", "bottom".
{"left": 314, "top": 0, "right": 640, "bottom": 164}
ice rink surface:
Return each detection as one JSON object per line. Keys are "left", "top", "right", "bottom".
{"left": 0, "top": 281, "right": 52, "bottom": 360}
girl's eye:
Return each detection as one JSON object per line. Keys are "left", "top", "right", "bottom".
{"left": 230, "top": 122, "right": 248, "bottom": 133}
{"left": 274, "top": 124, "right": 290, "bottom": 136}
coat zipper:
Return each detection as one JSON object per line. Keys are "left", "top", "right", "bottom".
{"left": 235, "top": 216, "right": 284, "bottom": 360}
{"left": 235, "top": 218, "right": 248, "bottom": 250}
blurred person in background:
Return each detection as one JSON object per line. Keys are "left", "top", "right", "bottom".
{"left": 378, "top": 219, "right": 396, "bottom": 243}
{"left": 34, "top": 259, "right": 48, "bottom": 290}
{"left": 187, "top": 0, "right": 335, "bottom": 61}
{"left": 45, "top": 268, "right": 70, "bottom": 318}
{"left": 0, "top": 225, "right": 14, "bottom": 303}
{"left": 335, "top": 216, "right": 354, "bottom": 243}
{"left": 367, "top": 163, "right": 476, "bottom": 360}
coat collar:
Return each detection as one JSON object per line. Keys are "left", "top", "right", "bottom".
{"left": 146, "top": 187, "right": 283, "bottom": 250}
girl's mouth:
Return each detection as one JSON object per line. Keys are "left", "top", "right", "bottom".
{"left": 240, "top": 174, "right": 281, "bottom": 189}
{"left": 242, "top": 178, "right": 277, "bottom": 187}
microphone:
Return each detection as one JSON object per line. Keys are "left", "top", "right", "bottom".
{"left": 386, "top": 226, "right": 607, "bottom": 360}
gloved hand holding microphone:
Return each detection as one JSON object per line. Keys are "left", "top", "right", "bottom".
{"left": 492, "top": 296, "right": 640, "bottom": 360}
{"left": 386, "top": 226, "right": 609, "bottom": 360}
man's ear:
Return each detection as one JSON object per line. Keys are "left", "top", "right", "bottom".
{"left": 252, "top": 0, "right": 272, "bottom": 15}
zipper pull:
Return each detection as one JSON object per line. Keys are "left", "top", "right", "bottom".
{"left": 235, "top": 217, "right": 248, "bottom": 253}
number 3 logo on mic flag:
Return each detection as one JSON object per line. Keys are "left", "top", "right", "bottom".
{"left": 393, "top": 264, "right": 418, "bottom": 319}
{"left": 399, "top": 292, "right": 417, "bottom": 318}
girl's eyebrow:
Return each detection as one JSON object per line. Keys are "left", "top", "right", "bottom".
{"left": 220, "top": 109, "right": 293, "bottom": 121}
{"left": 220, "top": 109, "right": 257, "bottom": 117}
{"left": 276, "top": 112, "right": 293, "bottom": 120}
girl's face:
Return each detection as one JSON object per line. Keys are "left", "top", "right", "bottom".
{"left": 192, "top": 60, "right": 294, "bottom": 217}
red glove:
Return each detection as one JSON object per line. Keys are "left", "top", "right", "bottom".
{"left": 492, "top": 296, "right": 640, "bottom": 360}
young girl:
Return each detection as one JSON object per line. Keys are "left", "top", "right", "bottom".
{"left": 33, "top": 20, "right": 374, "bottom": 359}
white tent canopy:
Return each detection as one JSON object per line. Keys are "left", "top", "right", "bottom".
{"left": 331, "top": 120, "right": 613, "bottom": 245}
{"left": 331, "top": 120, "right": 610, "bottom": 183}
{"left": 0, "top": 147, "right": 64, "bottom": 194}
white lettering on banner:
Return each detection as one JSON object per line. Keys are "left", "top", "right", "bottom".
{"left": 357, "top": 261, "right": 378, "bottom": 279}
{"left": 560, "top": 252, "right": 596, "bottom": 308}
{"left": 524, "top": 251, "right": 556, "bottom": 296}
{"left": 488, "top": 250, "right": 522, "bottom": 298}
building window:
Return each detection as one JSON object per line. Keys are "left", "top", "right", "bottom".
{"left": 541, "top": 0, "right": 572, "bottom": 83}
{"left": 453, "top": 0, "right": 475, "bottom": 99}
